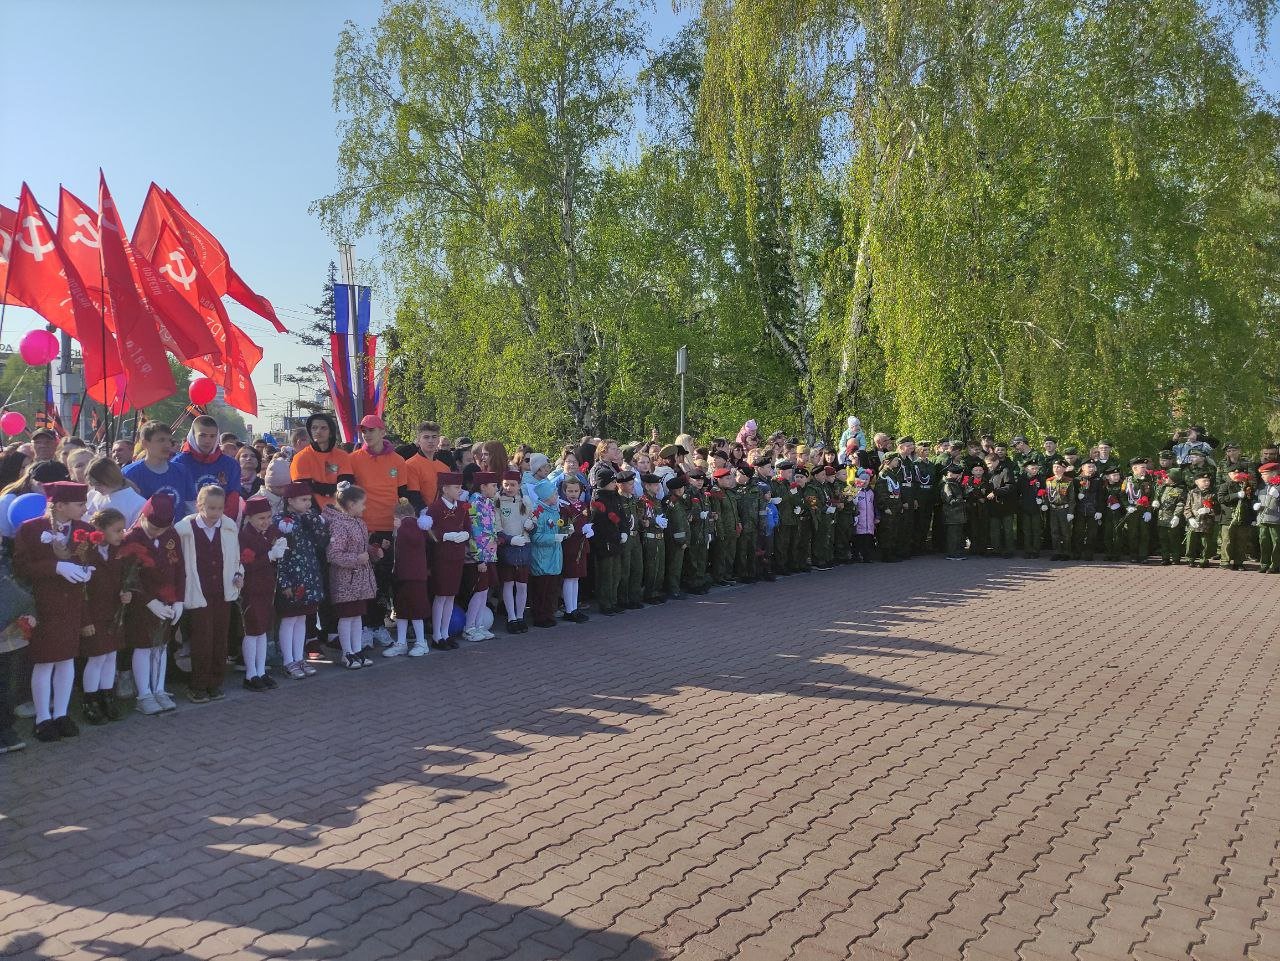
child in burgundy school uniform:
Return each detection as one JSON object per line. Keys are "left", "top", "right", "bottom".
{"left": 428, "top": 472, "right": 470, "bottom": 649}
{"left": 13, "top": 482, "right": 94, "bottom": 742}
{"left": 559, "top": 476, "right": 592, "bottom": 623}
{"left": 121, "top": 493, "right": 185, "bottom": 716}
{"left": 324, "top": 484, "right": 379, "bottom": 670}
{"left": 80, "top": 508, "right": 132, "bottom": 725}
{"left": 238, "top": 496, "right": 288, "bottom": 691}
{"left": 387, "top": 499, "right": 431, "bottom": 658}
{"left": 174, "top": 486, "right": 244, "bottom": 704}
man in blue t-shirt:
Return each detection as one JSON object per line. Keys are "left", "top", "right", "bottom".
{"left": 172, "top": 414, "right": 242, "bottom": 502}
{"left": 123, "top": 421, "right": 197, "bottom": 515}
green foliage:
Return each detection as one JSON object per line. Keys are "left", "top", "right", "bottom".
{"left": 318, "top": 0, "right": 1280, "bottom": 455}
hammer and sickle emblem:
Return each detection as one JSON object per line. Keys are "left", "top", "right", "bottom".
{"left": 16, "top": 217, "right": 54, "bottom": 261}
{"left": 160, "top": 250, "right": 197, "bottom": 290}
{"left": 69, "top": 213, "right": 101, "bottom": 249}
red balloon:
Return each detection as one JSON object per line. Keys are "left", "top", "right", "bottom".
{"left": 0, "top": 411, "right": 27, "bottom": 435}
{"left": 18, "top": 330, "right": 59, "bottom": 366}
{"left": 189, "top": 377, "right": 218, "bottom": 406}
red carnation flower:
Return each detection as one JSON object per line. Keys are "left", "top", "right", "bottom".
{"left": 72, "top": 529, "right": 91, "bottom": 544}
{"left": 590, "top": 500, "right": 606, "bottom": 512}
{"left": 607, "top": 512, "right": 621, "bottom": 524}
{"left": 1037, "top": 488, "right": 1047, "bottom": 497}
{"left": 89, "top": 530, "right": 106, "bottom": 545}
{"left": 241, "top": 548, "right": 256, "bottom": 564}
{"left": 1137, "top": 496, "right": 1151, "bottom": 508}
{"left": 1203, "top": 497, "right": 1214, "bottom": 510}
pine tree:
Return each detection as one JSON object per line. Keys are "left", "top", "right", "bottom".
{"left": 284, "top": 261, "right": 337, "bottom": 412}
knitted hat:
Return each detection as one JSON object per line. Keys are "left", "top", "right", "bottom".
{"left": 527, "top": 453, "right": 549, "bottom": 475}
{"left": 265, "top": 458, "right": 292, "bottom": 489}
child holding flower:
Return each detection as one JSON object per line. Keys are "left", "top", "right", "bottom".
{"left": 13, "top": 482, "right": 95, "bottom": 742}
{"left": 238, "top": 496, "right": 288, "bottom": 690}
{"left": 121, "top": 494, "right": 184, "bottom": 716}
{"left": 80, "top": 508, "right": 132, "bottom": 724}
{"left": 325, "top": 484, "right": 379, "bottom": 670}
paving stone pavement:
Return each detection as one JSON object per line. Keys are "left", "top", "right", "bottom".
{"left": 1, "top": 557, "right": 1277, "bottom": 961}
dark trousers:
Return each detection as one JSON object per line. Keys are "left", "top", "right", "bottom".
{"left": 853, "top": 533, "right": 877, "bottom": 561}
{"left": 529, "top": 574, "right": 561, "bottom": 624}
{"left": 595, "top": 554, "right": 621, "bottom": 609}
{"left": 945, "top": 523, "right": 966, "bottom": 556}
{"left": 188, "top": 598, "right": 231, "bottom": 692}
{"left": 365, "top": 530, "right": 395, "bottom": 630}
{"left": 0, "top": 648, "right": 22, "bottom": 738}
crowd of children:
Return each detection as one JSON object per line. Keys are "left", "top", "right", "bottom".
{"left": 1, "top": 412, "right": 1277, "bottom": 754}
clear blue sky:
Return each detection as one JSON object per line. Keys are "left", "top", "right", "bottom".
{"left": 1, "top": 1, "right": 1274, "bottom": 433}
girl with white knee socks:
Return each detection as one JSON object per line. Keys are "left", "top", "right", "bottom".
{"left": 79, "top": 508, "right": 132, "bottom": 725}
{"left": 324, "top": 484, "right": 378, "bottom": 670}
{"left": 121, "top": 493, "right": 185, "bottom": 716}
{"left": 238, "top": 497, "right": 288, "bottom": 691}
{"left": 273, "top": 481, "right": 329, "bottom": 678}
{"left": 13, "top": 482, "right": 95, "bottom": 742}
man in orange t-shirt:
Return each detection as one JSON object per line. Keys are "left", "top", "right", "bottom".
{"left": 290, "top": 413, "right": 354, "bottom": 509}
{"left": 403, "top": 420, "right": 450, "bottom": 509}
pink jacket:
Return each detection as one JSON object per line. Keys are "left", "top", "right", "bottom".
{"left": 323, "top": 506, "right": 377, "bottom": 604}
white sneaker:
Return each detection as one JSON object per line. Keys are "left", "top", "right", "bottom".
{"left": 479, "top": 627, "right": 496, "bottom": 640}
{"left": 408, "top": 641, "right": 430, "bottom": 657}
{"left": 372, "top": 627, "right": 394, "bottom": 647}
{"left": 382, "top": 640, "right": 408, "bottom": 658}
{"left": 461, "top": 627, "right": 483, "bottom": 643}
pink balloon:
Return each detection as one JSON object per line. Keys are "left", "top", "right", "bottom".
{"left": 189, "top": 377, "right": 217, "bottom": 406}
{"left": 18, "top": 330, "right": 60, "bottom": 367}
{"left": 0, "top": 411, "right": 27, "bottom": 435}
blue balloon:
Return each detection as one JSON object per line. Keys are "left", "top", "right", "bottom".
{"left": 7, "top": 492, "right": 47, "bottom": 531}
{"left": 448, "top": 604, "right": 466, "bottom": 637}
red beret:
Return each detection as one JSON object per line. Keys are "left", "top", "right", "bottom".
{"left": 244, "top": 496, "right": 273, "bottom": 516}
{"left": 141, "top": 493, "right": 176, "bottom": 527}
{"left": 45, "top": 481, "right": 88, "bottom": 504}
{"left": 283, "top": 480, "right": 313, "bottom": 499}
{"left": 439, "top": 472, "right": 464, "bottom": 486}
{"left": 1259, "top": 462, "right": 1279, "bottom": 473}
{"left": 711, "top": 467, "right": 731, "bottom": 479}
{"left": 502, "top": 470, "right": 521, "bottom": 481}
{"left": 473, "top": 472, "right": 499, "bottom": 485}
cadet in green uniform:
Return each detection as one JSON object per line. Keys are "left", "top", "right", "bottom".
{"left": 587, "top": 466, "right": 625, "bottom": 614}
{"left": 1256, "top": 463, "right": 1280, "bottom": 573}
{"left": 1073, "top": 461, "right": 1103, "bottom": 560}
{"left": 1045, "top": 460, "right": 1077, "bottom": 560}
{"left": 1101, "top": 466, "right": 1126, "bottom": 561}
{"left": 875, "top": 452, "right": 907, "bottom": 562}
{"left": 792, "top": 468, "right": 815, "bottom": 572}
{"left": 638, "top": 473, "right": 667, "bottom": 603}
{"left": 752, "top": 456, "right": 779, "bottom": 579}
{"left": 1121, "top": 457, "right": 1156, "bottom": 563}
{"left": 1184, "top": 471, "right": 1221, "bottom": 567}
{"left": 709, "top": 467, "right": 739, "bottom": 584}
{"left": 663, "top": 475, "right": 690, "bottom": 598}
{"left": 1216, "top": 465, "right": 1255, "bottom": 570}
{"left": 771, "top": 460, "right": 798, "bottom": 575}
{"left": 734, "top": 464, "right": 762, "bottom": 581}
{"left": 912, "top": 451, "right": 938, "bottom": 553}
{"left": 940, "top": 462, "right": 968, "bottom": 559}
{"left": 1155, "top": 467, "right": 1187, "bottom": 565}
{"left": 617, "top": 469, "right": 645, "bottom": 608}
{"left": 984, "top": 452, "right": 1017, "bottom": 558}
{"left": 811, "top": 466, "right": 837, "bottom": 569}
{"left": 683, "top": 470, "right": 711, "bottom": 593}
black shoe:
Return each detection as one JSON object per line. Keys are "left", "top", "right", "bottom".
{"left": 761, "top": 574, "right": 777, "bottom": 582}
{"left": 505, "top": 618, "right": 520, "bottom": 635}
{"left": 602, "top": 606, "right": 619, "bottom": 616}
{"left": 570, "top": 610, "right": 589, "bottom": 622}
{"left": 427, "top": 640, "right": 448, "bottom": 651}
{"left": 98, "top": 691, "right": 123, "bottom": 721}
{"left": 515, "top": 618, "right": 529, "bottom": 633}
{"left": 532, "top": 619, "right": 557, "bottom": 629}
{"left": 261, "top": 674, "right": 279, "bottom": 689}
{"left": 81, "top": 697, "right": 107, "bottom": 726}
{"left": 207, "top": 687, "right": 225, "bottom": 701}
{"left": 444, "top": 638, "right": 460, "bottom": 650}
{"left": 34, "top": 720, "right": 61, "bottom": 742}
{"left": 243, "top": 676, "right": 265, "bottom": 692}
{"left": 668, "top": 592, "right": 688, "bottom": 601}
{"left": 188, "top": 688, "right": 211, "bottom": 704}
{"left": 625, "top": 601, "right": 644, "bottom": 610}
{"left": 55, "top": 715, "right": 79, "bottom": 738}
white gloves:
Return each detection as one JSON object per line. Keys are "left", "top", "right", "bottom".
{"left": 699, "top": 511, "right": 708, "bottom": 520}
{"left": 654, "top": 515, "right": 668, "bottom": 530}
{"left": 620, "top": 533, "right": 628, "bottom": 544}
{"left": 1170, "top": 515, "right": 1181, "bottom": 527}
{"left": 444, "top": 531, "right": 471, "bottom": 543}
{"left": 1077, "top": 493, "right": 1085, "bottom": 500}
{"left": 555, "top": 532, "right": 569, "bottom": 543}
{"left": 1109, "top": 503, "right": 1121, "bottom": 511}
{"left": 268, "top": 537, "right": 288, "bottom": 561}
{"left": 1035, "top": 498, "right": 1043, "bottom": 505}
{"left": 793, "top": 506, "right": 803, "bottom": 515}
{"left": 1254, "top": 502, "right": 1264, "bottom": 512}
{"left": 1237, "top": 491, "right": 1246, "bottom": 500}
{"left": 171, "top": 603, "right": 184, "bottom": 623}
{"left": 509, "top": 534, "right": 529, "bottom": 547}
{"left": 825, "top": 506, "right": 836, "bottom": 514}
{"left": 1093, "top": 512, "right": 1102, "bottom": 521}
{"left": 1197, "top": 507, "right": 1211, "bottom": 516}
{"left": 1040, "top": 505, "right": 1048, "bottom": 512}
{"left": 1126, "top": 506, "right": 1136, "bottom": 514}
{"left": 417, "top": 511, "right": 434, "bottom": 531}
{"left": 582, "top": 523, "right": 594, "bottom": 538}
{"left": 1066, "top": 514, "right": 1074, "bottom": 522}
{"left": 770, "top": 497, "right": 782, "bottom": 505}
{"left": 1142, "top": 511, "right": 1152, "bottom": 523}
{"left": 146, "top": 599, "right": 173, "bottom": 620}
{"left": 55, "top": 561, "right": 91, "bottom": 584}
